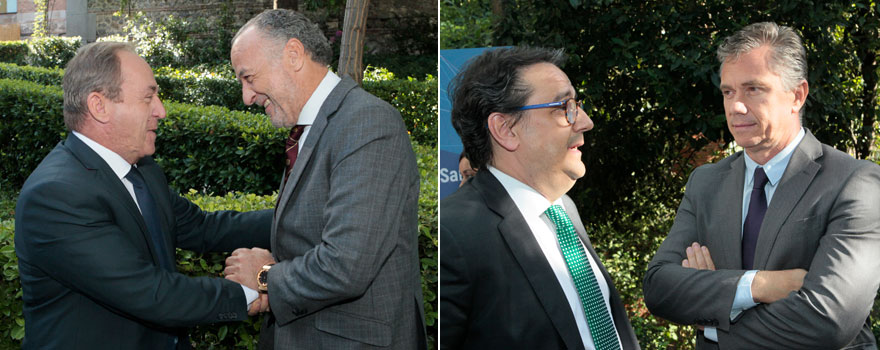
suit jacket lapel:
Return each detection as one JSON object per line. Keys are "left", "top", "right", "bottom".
{"left": 716, "top": 153, "right": 747, "bottom": 269}
{"left": 753, "top": 130, "right": 822, "bottom": 269}
{"left": 474, "top": 172, "right": 584, "bottom": 350}
{"left": 273, "top": 78, "right": 358, "bottom": 226}
{"left": 64, "top": 134, "right": 163, "bottom": 265}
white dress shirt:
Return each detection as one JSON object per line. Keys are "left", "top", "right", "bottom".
{"left": 72, "top": 131, "right": 260, "bottom": 307}
{"left": 293, "top": 70, "right": 342, "bottom": 153}
{"left": 489, "top": 166, "right": 622, "bottom": 350}
{"left": 704, "top": 127, "right": 805, "bottom": 341}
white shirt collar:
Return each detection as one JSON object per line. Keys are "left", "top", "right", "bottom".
{"left": 297, "top": 70, "right": 341, "bottom": 127}
{"left": 72, "top": 131, "right": 134, "bottom": 180}
{"left": 488, "top": 166, "right": 563, "bottom": 217}
{"left": 743, "top": 127, "right": 805, "bottom": 187}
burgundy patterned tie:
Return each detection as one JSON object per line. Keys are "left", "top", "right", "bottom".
{"left": 284, "top": 125, "right": 306, "bottom": 181}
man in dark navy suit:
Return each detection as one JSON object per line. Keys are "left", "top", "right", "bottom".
{"left": 15, "top": 42, "right": 272, "bottom": 350}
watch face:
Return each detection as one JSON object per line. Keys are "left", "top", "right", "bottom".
{"left": 259, "top": 270, "right": 269, "bottom": 284}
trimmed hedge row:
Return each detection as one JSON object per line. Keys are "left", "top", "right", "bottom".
{"left": 0, "top": 37, "right": 81, "bottom": 68}
{"left": 0, "top": 171, "right": 439, "bottom": 348}
{"left": 0, "top": 76, "right": 434, "bottom": 193}
{"left": 0, "top": 63, "right": 437, "bottom": 146}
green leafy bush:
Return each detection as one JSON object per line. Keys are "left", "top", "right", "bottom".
{"left": 155, "top": 103, "right": 287, "bottom": 195}
{"left": 0, "top": 63, "right": 63, "bottom": 86}
{"left": 26, "top": 36, "right": 81, "bottom": 69}
{"left": 0, "top": 79, "right": 65, "bottom": 192}
{"left": 0, "top": 42, "right": 27, "bottom": 66}
{"left": 414, "top": 143, "right": 439, "bottom": 347}
{"left": 0, "top": 219, "right": 22, "bottom": 347}
{"left": 0, "top": 63, "right": 437, "bottom": 147}
{"left": 364, "top": 76, "right": 438, "bottom": 146}
{"left": 0, "top": 37, "right": 81, "bottom": 69}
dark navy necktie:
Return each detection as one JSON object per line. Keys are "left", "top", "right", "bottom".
{"left": 126, "top": 166, "right": 174, "bottom": 272}
{"left": 742, "top": 167, "right": 769, "bottom": 270}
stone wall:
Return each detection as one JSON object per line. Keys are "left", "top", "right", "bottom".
{"left": 0, "top": 0, "right": 69, "bottom": 38}
{"left": 88, "top": 0, "right": 272, "bottom": 38}
{"left": 89, "top": 0, "right": 436, "bottom": 54}
{"left": 0, "top": 0, "right": 436, "bottom": 54}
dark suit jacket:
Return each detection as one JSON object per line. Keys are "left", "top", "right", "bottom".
{"left": 15, "top": 134, "right": 273, "bottom": 350}
{"left": 260, "top": 77, "right": 425, "bottom": 349}
{"left": 440, "top": 170, "right": 640, "bottom": 349}
{"left": 644, "top": 130, "right": 880, "bottom": 349}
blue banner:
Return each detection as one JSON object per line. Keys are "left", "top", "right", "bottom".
{"left": 439, "top": 47, "right": 506, "bottom": 199}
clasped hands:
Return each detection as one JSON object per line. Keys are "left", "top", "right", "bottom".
{"left": 224, "top": 247, "right": 276, "bottom": 316}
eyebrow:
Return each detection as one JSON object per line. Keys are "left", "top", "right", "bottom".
{"left": 235, "top": 68, "right": 250, "bottom": 80}
{"left": 720, "top": 80, "right": 768, "bottom": 90}
{"left": 552, "top": 89, "right": 574, "bottom": 102}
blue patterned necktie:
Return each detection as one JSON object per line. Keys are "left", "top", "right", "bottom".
{"left": 545, "top": 204, "right": 621, "bottom": 350}
{"left": 742, "top": 167, "right": 769, "bottom": 270}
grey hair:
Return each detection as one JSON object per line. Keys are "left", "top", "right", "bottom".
{"left": 233, "top": 9, "right": 332, "bottom": 66}
{"left": 62, "top": 41, "right": 134, "bottom": 131}
{"left": 717, "top": 22, "right": 807, "bottom": 92}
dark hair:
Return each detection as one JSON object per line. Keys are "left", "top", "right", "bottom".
{"left": 234, "top": 9, "right": 333, "bottom": 66}
{"left": 449, "top": 47, "right": 565, "bottom": 170}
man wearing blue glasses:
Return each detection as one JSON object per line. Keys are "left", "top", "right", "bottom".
{"left": 439, "top": 47, "right": 640, "bottom": 350}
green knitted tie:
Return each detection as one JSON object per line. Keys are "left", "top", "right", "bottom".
{"left": 545, "top": 204, "right": 621, "bottom": 350}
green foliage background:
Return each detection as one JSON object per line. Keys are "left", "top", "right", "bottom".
{"left": 443, "top": 0, "right": 880, "bottom": 348}
{"left": 0, "top": 7, "right": 439, "bottom": 346}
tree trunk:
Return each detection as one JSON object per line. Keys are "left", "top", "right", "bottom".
{"left": 338, "top": 0, "right": 369, "bottom": 85}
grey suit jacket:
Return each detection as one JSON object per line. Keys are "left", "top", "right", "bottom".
{"left": 259, "top": 77, "right": 425, "bottom": 349}
{"left": 440, "top": 170, "right": 640, "bottom": 349}
{"left": 644, "top": 129, "right": 880, "bottom": 349}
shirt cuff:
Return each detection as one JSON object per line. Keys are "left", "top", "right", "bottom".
{"left": 242, "top": 285, "right": 259, "bottom": 306}
{"left": 730, "top": 270, "right": 759, "bottom": 320}
{"left": 704, "top": 327, "right": 718, "bottom": 342}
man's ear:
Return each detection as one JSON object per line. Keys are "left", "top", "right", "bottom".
{"left": 792, "top": 79, "right": 809, "bottom": 115}
{"left": 87, "top": 92, "right": 111, "bottom": 124}
{"left": 282, "top": 38, "right": 306, "bottom": 72}
{"left": 487, "top": 112, "right": 520, "bottom": 152}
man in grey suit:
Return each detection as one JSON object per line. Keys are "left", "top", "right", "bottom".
{"left": 440, "top": 47, "right": 640, "bottom": 349}
{"left": 643, "top": 22, "right": 880, "bottom": 349}
{"left": 222, "top": 9, "right": 425, "bottom": 349}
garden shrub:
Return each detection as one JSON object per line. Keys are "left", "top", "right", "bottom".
{"left": 0, "top": 41, "right": 27, "bottom": 66}
{"left": 0, "top": 63, "right": 437, "bottom": 147}
{"left": 26, "top": 36, "right": 81, "bottom": 69}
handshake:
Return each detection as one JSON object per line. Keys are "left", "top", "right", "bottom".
{"left": 224, "top": 247, "right": 276, "bottom": 316}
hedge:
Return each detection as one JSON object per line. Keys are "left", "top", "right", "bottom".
{"left": 0, "top": 63, "right": 437, "bottom": 147}
{"left": 0, "top": 37, "right": 81, "bottom": 69}
{"left": 0, "top": 168, "right": 439, "bottom": 349}
{"left": 0, "top": 42, "right": 27, "bottom": 66}
{"left": 0, "top": 76, "right": 434, "bottom": 193}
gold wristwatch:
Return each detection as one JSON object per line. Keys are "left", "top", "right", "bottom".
{"left": 257, "top": 264, "right": 274, "bottom": 293}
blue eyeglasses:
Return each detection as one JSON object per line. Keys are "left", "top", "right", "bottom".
{"left": 516, "top": 98, "right": 583, "bottom": 125}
